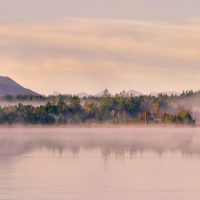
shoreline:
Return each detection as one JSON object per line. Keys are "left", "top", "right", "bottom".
{"left": 0, "top": 123, "right": 198, "bottom": 129}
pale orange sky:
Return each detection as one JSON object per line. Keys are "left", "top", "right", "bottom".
{"left": 0, "top": 0, "right": 200, "bottom": 95}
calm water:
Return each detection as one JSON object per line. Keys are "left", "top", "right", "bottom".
{"left": 0, "top": 127, "right": 200, "bottom": 200}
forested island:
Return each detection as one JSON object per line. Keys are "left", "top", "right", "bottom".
{"left": 0, "top": 89, "right": 198, "bottom": 125}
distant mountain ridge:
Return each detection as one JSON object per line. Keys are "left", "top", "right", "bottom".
{"left": 0, "top": 76, "right": 38, "bottom": 96}
{"left": 76, "top": 90, "right": 179, "bottom": 97}
{"left": 94, "top": 89, "right": 144, "bottom": 97}
{"left": 126, "top": 90, "right": 143, "bottom": 96}
{"left": 0, "top": 76, "right": 181, "bottom": 98}
{"left": 77, "top": 92, "right": 90, "bottom": 98}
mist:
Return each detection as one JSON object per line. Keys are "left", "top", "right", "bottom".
{"left": 0, "top": 100, "right": 46, "bottom": 107}
{"left": 0, "top": 127, "right": 200, "bottom": 159}
{"left": 171, "top": 94, "right": 200, "bottom": 122}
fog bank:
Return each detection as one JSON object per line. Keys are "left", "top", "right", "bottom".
{"left": 0, "top": 127, "right": 199, "bottom": 158}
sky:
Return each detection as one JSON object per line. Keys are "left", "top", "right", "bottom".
{"left": 0, "top": 0, "right": 200, "bottom": 95}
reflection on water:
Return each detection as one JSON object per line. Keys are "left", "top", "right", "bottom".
{"left": 0, "top": 127, "right": 200, "bottom": 200}
{"left": 0, "top": 127, "right": 199, "bottom": 158}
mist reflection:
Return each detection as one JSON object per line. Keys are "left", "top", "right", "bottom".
{"left": 0, "top": 127, "right": 199, "bottom": 158}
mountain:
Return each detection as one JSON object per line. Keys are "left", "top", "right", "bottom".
{"left": 76, "top": 92, "right": 90, "bottom": 98}
{"left": 95, "top": 89, "right": 112, "bottom": 97}
{"left": 94, "top": 89, "right": 143, "bottom": 97}
{"left": 51, "top": 91, "right": 61, "bottom": 96}
{"left": 127, "top": 90, "right": 143, "bottom": 97}
{"left": 0, "top": 76, "right": 38, "bottom": 96}
{"left": 149, "top": 92, "right": 159, "bottom": 97}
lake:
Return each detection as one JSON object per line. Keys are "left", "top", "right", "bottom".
{"left": 0, "top": 127, "right": 200, "bottom": 200}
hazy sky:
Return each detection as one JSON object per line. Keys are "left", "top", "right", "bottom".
{"left": 0, "top": 0, "right": 200, "bottom": 95}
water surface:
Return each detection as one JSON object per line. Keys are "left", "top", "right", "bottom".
{"left": 0, "top": 127, "right": 200, "bottom": 200}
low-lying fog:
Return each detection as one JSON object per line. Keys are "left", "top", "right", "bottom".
{"left": 0, "top": 127, "right": 200, "bottom": 158}
{"left": 0, "top": 101, "right": 46, "bottom": 107}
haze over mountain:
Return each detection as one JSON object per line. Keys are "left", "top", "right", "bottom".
{"left": 76, "top": 90, "right": 180, "bottom": 97}
{"left": 0, "top": 76, "right": 38, "bottom": 96}
{"left": 127, "top": 90, "right": 143, "bottom": 97}
{"left": 77, "top": 92, "right": 90, "bottom": 98}
{"left": 75, "top": 90, "right": 143, "bottom": 98}
{"left": 0, "top": 76, "right": 184, "bottom": 98}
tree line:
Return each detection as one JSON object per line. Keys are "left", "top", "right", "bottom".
{"left": 0, "top": 90, "right": 196, "bottom": 125}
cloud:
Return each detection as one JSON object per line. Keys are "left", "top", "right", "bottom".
{"left": 0, "top": 19, "right": 200, "bottom": 94}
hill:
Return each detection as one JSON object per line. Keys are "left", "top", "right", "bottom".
{"left": 0, "top": 76, "right": 38, "bottom": 96}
